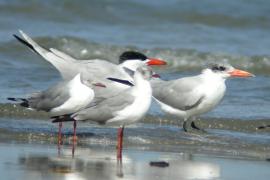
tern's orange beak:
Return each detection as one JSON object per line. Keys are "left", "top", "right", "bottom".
{"left": 228, "top": 69, "right": 254, "bottom": 77}
{"left": 147, "top": 58, "right": 167, "bottom": 66}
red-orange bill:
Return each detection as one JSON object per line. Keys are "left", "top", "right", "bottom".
{"left": 229, "top": 69, "right": 254, "bottom": 77}
{"left": 147, "top": 58, "right": 167, "bottom": 66}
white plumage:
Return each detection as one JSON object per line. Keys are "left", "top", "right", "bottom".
{"left": 152, "top": 64, "right": 254, "bottom": 131}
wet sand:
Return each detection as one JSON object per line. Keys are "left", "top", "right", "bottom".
{"left": 0, "top": 117, "right": 270, "bottom": 179}
{"left": 1, "top": 142, "right": 270, "bottom": 180}
{"left": 1, "top": 103, "right": 270, "bottom": 133}
{"left": 0, "top": 103, "right": 270, "bottom": 133}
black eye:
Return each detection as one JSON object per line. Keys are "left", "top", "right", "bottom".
{"left": 211, "top": 65, "right": 226, "bottom": 71}
{"left": 212, "top": 66, "right": 219, "bottom": 71}
{"left": 219, "top": 66, "right": 226, "bottom": 71}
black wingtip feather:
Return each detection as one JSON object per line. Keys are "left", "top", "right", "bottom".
{"left": 107, "top": 78, "right": 134, "bottom": 87}
{"left": 13, "top": 34, "right": 37, "bottom": 53}
{"left": 7, "top": 97, "right": 27, "bottom": 101}
{"left": 7, "top": 97, "right": 29, "bottom": 108}
{"left": 7, "top": 97, "right": 17, "bottom": 101}
{"left": 51, "top": 115, "right": 74, "bottom": 123}
{"left": 20, "top": 101, "right": 29, "bottom": 108}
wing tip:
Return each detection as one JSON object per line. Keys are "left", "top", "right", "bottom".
{"left": 13, "top": 33, "right": 37, "bottom": 53}
{"left": 51, "top": 115, "right": 74, "bottom": 123}
{"left": 7, "top": 97, "right": 29, "bottom": 108}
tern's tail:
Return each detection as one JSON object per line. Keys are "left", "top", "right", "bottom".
{"left": 7, "top": 97, "right": 29, "bottom": 108}
{"left": 13, "top": 30, "right": 76, "bottom": 79}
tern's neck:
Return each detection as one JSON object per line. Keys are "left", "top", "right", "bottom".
{"left": 133, "top": 74, "right": 152, "bottom": 94}
{"left": 119, "top": 60, "right": 144, "bottom": 72}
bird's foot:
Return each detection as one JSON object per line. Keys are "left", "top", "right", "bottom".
{"left": 190, "top": 121, "right": 201, "bottom": 130}
{"left": 183, "top": 121, "right": 206, "bottom": 134}
{"left": 256, "top": 125, "right": 270, "bottom": 130}
{"left": 191, "top": 121, "right": 207, "bottom": 133}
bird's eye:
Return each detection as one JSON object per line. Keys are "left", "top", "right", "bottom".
{"left": 219, "top": 66, "right": 226, "bottom": 71}
{"left": 211, "top": 65, "right": 226, "bottom": 71}
{"left": 211, "top": 66, "right": 219, "bottom": 71}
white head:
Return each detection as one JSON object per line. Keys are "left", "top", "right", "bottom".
{"left": 202, "top": 63, "right": 254, "bottom": 79}
{"left": 106, "top": 66, "right": 153, "bottom": 87}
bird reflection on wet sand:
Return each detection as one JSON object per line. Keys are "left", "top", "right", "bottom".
{"left": 18, "top": 147, "right": 220, "bottom": 180}
{"left": 19, "top": 150, "right": 130, "bottom": 180}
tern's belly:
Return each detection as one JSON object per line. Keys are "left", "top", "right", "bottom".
{"left": 189, "top": 84, "right": 225, "bottom": 117}
{"left": 107, "top": 95, "right": 152, "bottom": 126}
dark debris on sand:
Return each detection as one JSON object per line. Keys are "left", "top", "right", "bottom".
{"left": 149, "top": 161, "right": 169, "bottom": 168}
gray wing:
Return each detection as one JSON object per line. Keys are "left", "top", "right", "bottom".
{"left": 49, "top": 60, "right": 123, "bottom": 81}
{"left": 18, "top": 31, "right": 81, "bottom": 80}
{"left": 79, "top": 60, "right": 132, "bottom": 81}
{"left": 18, "top": 31, "right": 127, "bottom": 81}
{"left": 72, "top": 89, "right": 135, "bottom": 124}
{"left": 152, "top": 76, "right": 205, "bottom": 111}
{"left": 28, "top": 81, "right": 71, "bottom": 111}
{"left": 83, "top": 62, "right": 133, "bottom": 99}
{"left": 91, "top": 81, "right": 129, "bottom": 99}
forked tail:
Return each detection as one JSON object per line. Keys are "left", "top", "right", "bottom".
{"left": 7, "top": 97, "right": 29, "bottom": 108}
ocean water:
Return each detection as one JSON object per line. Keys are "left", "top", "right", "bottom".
{"left": 0, "top": 0, "right": 270, "bottom": 156}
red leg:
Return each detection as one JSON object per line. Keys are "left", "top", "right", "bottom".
{"left": 57, "top": 122, "right": 63, "bottom": 157}
{"left": 117, "top": 126, "right": 124, "bottom": 160}
{"left": 72, "top": 120, "right": 77, "bottom": 158}
{"left": 58, "top": 122, "right": 63, "bottom": 145}
{"left": 73, "top": 120, "right": 77, "bottom": 143}
{"left": 72, "top": 138, "right": 76, "bottom": 158}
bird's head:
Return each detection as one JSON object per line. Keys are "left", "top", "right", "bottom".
{"left": 204, "top": 63, "right": 254, "bottom": 79}
{"left": 119, "top": 51, "right": 167, "bottom": 71}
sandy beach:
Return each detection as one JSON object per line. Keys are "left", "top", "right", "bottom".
{"left": 0, "top": 117, "right": 270, "bottom": 180}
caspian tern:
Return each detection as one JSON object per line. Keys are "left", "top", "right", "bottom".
{"left": 52, "top": 66, "right": 153, "bottom": 159}
{"left": 13, "top": 30, "right": 166, "bottom": 98}
{"left": 151, "top": 64, "right": 254, "bottom": 132}
{"left": 8, "top": 73, "right": 106, "bottom": 144}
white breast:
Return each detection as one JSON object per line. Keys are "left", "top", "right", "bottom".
{"left": 154, "top": 76, "right": 226, "bottom": 120}
{"left": 187, "top": 78, "right": 226, "bottom": 117}
{"left": 107, "top": 82, "right": 152, "bottom": 126}
{"left": 51, "top": 76, "right": 94, "bottom": 115}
